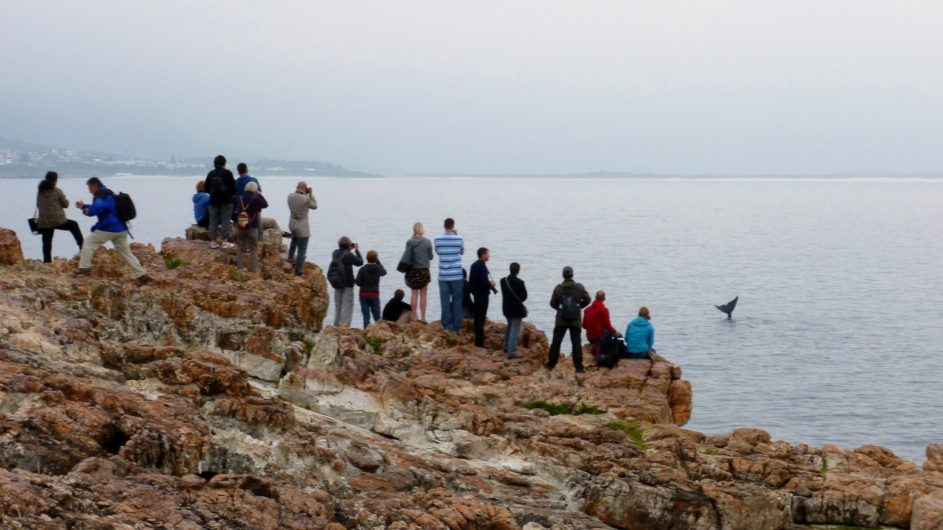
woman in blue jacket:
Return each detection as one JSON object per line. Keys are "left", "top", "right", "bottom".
{"left": 625, "top": 306, "right": 655, "bottom": 357}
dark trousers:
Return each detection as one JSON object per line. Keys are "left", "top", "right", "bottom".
{"left": 473, "top": 293, "right": 489, "bottom": 347}
{"left": 547, "top": 325, "right": 583, "bottom": 370}
{"left": 39, "top": 220, "right": 84, "bottom": 263}
{"left": 360, "top": 295, "right": 381, "bottom": 328}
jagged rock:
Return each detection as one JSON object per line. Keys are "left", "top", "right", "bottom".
{"left": 0, "top": 227, "right": 24, "bottom": 266}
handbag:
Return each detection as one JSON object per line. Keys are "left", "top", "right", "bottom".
{"left": 28, "top": 210, "right": 39, "bottom": 235}
{"left": 397, "top": 243, "right": 414, "bottom": 273}
{"left": 502, "top": 277, "right": 528, "bottom": 318}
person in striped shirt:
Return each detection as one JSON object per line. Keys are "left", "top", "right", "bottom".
{"left": 434, "top": 218, "right": 465, "bottom": 332}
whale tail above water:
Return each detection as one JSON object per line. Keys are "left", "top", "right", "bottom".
{"left": 715, "top": 296, "right": 738, "bottom": 319}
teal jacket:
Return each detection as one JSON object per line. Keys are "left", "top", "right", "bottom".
{"left": 625, "top": 316, "right": 654, "bottom": 354}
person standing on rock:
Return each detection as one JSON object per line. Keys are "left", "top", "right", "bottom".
{"left": 625, "top": 306, "right": 656, "bottom": 358}
{"left": 204, "top": 155, "right": 237, "bottom": 249}
{"left": 330, "top": 236, "right": 364, "bottom": 327}
{"left": 235, "top": 162, "right": 261, "bottom": 196}
{"left": 434, "top": 218, "right": 464, "bottom": 333}
{"left": 355, "top": 250, "right": 387, "bottom": 328}
{"left": 35, "top": 171, "right": 84, "bottom": 263}
{"left": 382, "top": 289, "right": 413, "bottom": 324}
{"left": 74, "top": 177, "right": 150, "bottom": 286}
{"left": 234, "top": 182, "right": 268, "bottom": 273}
{"left": 287, "top": 181, "right": 317, "bottom": 276}
{"left": 500, "top": 262, "right": 528, "bottom": 359}
{"left": 401, "top": 222, "right": 433, "bottom": 322}
{"left": 547, "top": 266, "right": 591, "bottom": 373}
{"left": 192, "top": 180, "right": 210, "bottom": 228}
{"left": 469, "top": 247, "right": 497, "bottom": 348}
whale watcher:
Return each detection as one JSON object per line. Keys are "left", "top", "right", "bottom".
{"left": 287, "top": 181, "right": 318, "bottom": 276}
{"left": 547, "top": 266, "right": 591, "bottom": 373}
{"left": 192, "top": 180, "right": 210, "bottom": 228}
{"left": 329, "top": 236, "right": 364, "bottom": 327}
{"left": 35, "top": 171, "right": 84, "bottom": 263}
{"left": 434, "top": 218, "right": 464, "bottom": 332}
{"left": 74, "top": 177, "right": 150, "bottom": 286}
{"left": 205, "top": 155, "right": 237, "bottom": 249}
{"left": 500, "top": 261, "right": 528, "bottom": 359}
{"left": 583, "top": 290, "right": 621, "bottom": 350}
{"left": 469, "top": 247, "right": 496, "bottom": 348}
{"left": 401, "top": 222, "right": 433, "bottom": 323}
{"left": 355, "top": 250, "right": 387, "bottom": 328}
{"left": 625, "top": 306, "right": 656, "bottom": 358}
{"left": 383, "top": 289, "right": 413, "bottom": 324}
{"left": 234, "top": 181, "right": 268, "bottom": 273}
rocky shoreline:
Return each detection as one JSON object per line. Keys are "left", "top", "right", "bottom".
{"left": 0, "top": 227, "right": 941, "bottom": 529}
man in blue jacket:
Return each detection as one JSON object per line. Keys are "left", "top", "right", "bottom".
{"left": 74, "top": 177, "right": 150, "bottom": 285}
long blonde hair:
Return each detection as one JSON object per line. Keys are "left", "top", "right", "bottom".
{"left": 413, "top": 222, "right": 425, "bottom": 237}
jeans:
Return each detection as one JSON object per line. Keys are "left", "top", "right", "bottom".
{"left": 208, "top": 203, "right": 233, "bottom": 242}
{"left": 473, "top": 293, "right": 489, "bottom": 347}
{"left": 288, "top": 236, "right": 309, "bottom": 275}
{"left": 547, "top": 325, "right": 583, "bottom": 371}
{"left": 39, "top": 220, "right": 84, "bottom": 263}
{"left": 78, "top": 230, "right": 147, "bottom": 278}
{"left": 360, "top": 295, "right": 381, "bottom": 328}
{"left": 235, "top": 227, "right": 259, "bottom": 272}
{"left": 504, "top": 318, "right": 523, "bottom": 357}
{"left": 334, "top": 287, "right": 355, "bottom": 327}
{"left": 438, "top": 279, "right": 464, "bottom": 332}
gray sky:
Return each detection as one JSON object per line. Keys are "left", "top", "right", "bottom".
{"left": 2, "top": 0, "right": 941, "bottom": 175}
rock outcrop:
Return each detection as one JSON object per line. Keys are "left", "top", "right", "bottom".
{"left": 0, "top": 229, "right": 941, "bottom": 529}
{"left": 0, "top": 227, "right": 24, "bottom": 266}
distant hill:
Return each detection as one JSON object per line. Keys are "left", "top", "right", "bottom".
{"left": 0, "top": 137, "right": 378, "bottom": 178}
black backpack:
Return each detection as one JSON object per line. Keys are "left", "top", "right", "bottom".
{"left": 114, "top": 192, "right": 136, "bottom": 222}
{"left": 559, "top": 284, "right": 582, "bottom": 321}
{"left": 206, "top": 170, "right": 226, "bottom": 197}
{"left": 327, "top": 251, "right": 347, "bottom": 289}
{"left": 596, "top": 333, "right": 625, "bottom": 369}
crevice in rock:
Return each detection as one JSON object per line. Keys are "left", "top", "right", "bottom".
{"left": 101, "top": 429, "right": 131, "bottom": 455}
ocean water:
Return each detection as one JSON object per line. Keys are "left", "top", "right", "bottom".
{"left": 3, "top": 175, "right": 942, "bottom": 462}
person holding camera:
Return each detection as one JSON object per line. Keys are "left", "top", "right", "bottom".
{"left": 434, "top": 218, "right": 465, "bottom": 332}
{"left": 329, "top": 236, "right": 364, "bottom": 327}
{"left": 469, "top": 247, "right": 497, "bottom": 348}
{"left": 287, "top": 181, "right": 318, "bottom": 276}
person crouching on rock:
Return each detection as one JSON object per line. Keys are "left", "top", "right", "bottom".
{"left": 355, "top": 250, "right": 387, "bottom": 328}
{"left": 547, "top": 266, "right": 591, "bottom": 373}
{"left": 625, "top": 306, "right": 656, "bottom": 359}
{"left": 36, "top": 170, "right": 84, "bottom": 263}
{"left": 382, "top": 289, "right": 413, "bottom": 324}
{"left": 74, "top": 177, "right": 150, "bottom": 286}
{"left": 192, "top": 180, "right": 210, "bottom": 228}
{"left": 330, "top": 236, "right": 364, "bottom": 327}
{"left": 234, "top": 181, "right": 268, "bottom": 273}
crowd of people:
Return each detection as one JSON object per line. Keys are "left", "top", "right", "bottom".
{"left": 33, "top": 156, "right": 657, "bottom": 370}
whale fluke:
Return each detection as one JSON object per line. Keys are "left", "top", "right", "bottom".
{"left": 715, "top": 296, "right": 738, "bottom": 319}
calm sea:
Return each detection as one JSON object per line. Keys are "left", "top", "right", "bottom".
{"left": 4, "top": 175, "right": 942, "bottom": 462}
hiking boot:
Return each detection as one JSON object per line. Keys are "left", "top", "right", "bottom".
{"left": 575, "top": 367, "right": 585, "bottom": 374}
{"left": 136, "top": 274, "right": 152, "bottom": 286}
{"left": 73, "top": 268, "right": 91, "bottom": 276}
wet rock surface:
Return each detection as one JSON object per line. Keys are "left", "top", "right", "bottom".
{"left": 0, "top": 229, "right": 941, "bottom": 529}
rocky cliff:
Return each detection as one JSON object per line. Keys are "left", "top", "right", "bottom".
{"left": 0, "top": 227, "right": 941, "bottom": 530}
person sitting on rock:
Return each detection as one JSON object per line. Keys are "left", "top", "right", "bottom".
{"left": 382, "top": 289, "right": 413, "bottom": 324}
{"left": 74, "top": 177, "right": 151, "bottom": 286}
{"left": 35, "top": 170, "right": 84, "bottom": 263}
{"left": 234, "top": 181, "right": 268, "bottom": 273}
{"left": 547, "top": 266, "right": 591, "bottom": 373}
{"left": 355, "top": 250, "right": 387, "bottom": 328}
{"left": 625, "top": 306, "right": 656, "bottom": 358}
{"left": 331, "top": 236, "right": 364, "bottom": 327}
{"left": 287, "top": 180, "right": 318, "bottom": 276}
{"left": 192, "top": 179, "right": 210, "bottom": 228}
{"left": 583, "top": 290, "right": 621, "bottom": 350}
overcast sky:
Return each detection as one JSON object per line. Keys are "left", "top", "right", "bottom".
{"left": 1, "top": 1, "right": 941, "bottom": 175}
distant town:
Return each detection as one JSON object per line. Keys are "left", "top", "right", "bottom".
{"left": 0, "top": 138, "right": 376, "bottom": 178}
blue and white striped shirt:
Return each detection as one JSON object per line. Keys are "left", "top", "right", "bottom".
{"left": 434, "top": 232, "right": 465, "bottom": 282}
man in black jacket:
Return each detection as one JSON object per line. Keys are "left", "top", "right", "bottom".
{"left": 468, "top": 247, "right": 496, "bottom": 348}
{"left": 331, "top": 236, "right": 364, "bottom": 327}
{"left": 500, "top": 262, "right": 528, "bottom": 359}
{"left": 204, "top": 155, "right": 237, "bottom": 249}
{"left": 548, "top": 266, "right": 591, "bottom": 373}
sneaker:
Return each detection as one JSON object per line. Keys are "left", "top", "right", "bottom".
{"left": 209, "top": 242, "right": 220, "bottom": 249}
{"left": 221, "top": 242, "right": 236, "bottom": 249}
{"left": 136, "top": 274, "right": 152, "bottom": 286}
{"left": 73, "top": 268, "right": 91, "bottom": 276}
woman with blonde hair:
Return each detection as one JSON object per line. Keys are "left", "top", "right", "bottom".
{"left": 399, "top": 222, "right": 433, "bottom": 322}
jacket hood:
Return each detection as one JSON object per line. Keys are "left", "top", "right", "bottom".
{"left": 407, "top": 236, "right": 426, "bottom": 248}
{"left": 628, "top": 316, "right": 650, "bottom": 328}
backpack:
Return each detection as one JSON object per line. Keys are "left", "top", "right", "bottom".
{"left": 559, "top": 284, "right": 582, "bottom": 321}
{"left": 236, "top": 198, "right": 252, "bottom": 229}
{"left": 206, "top": 170, "right": 226, "bottom": 197}
{"left": 595, "top": 333, "right": 625, "bottom": 369}
{"left": 113, "top": 192, "right": 136, "bottom": 222}
{"left": 327, "top": 251, "right": 347, "bottom": 289}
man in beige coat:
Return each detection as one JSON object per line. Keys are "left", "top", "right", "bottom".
{"left": 287, "top": 181, "right": 318, "bottom": 276}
